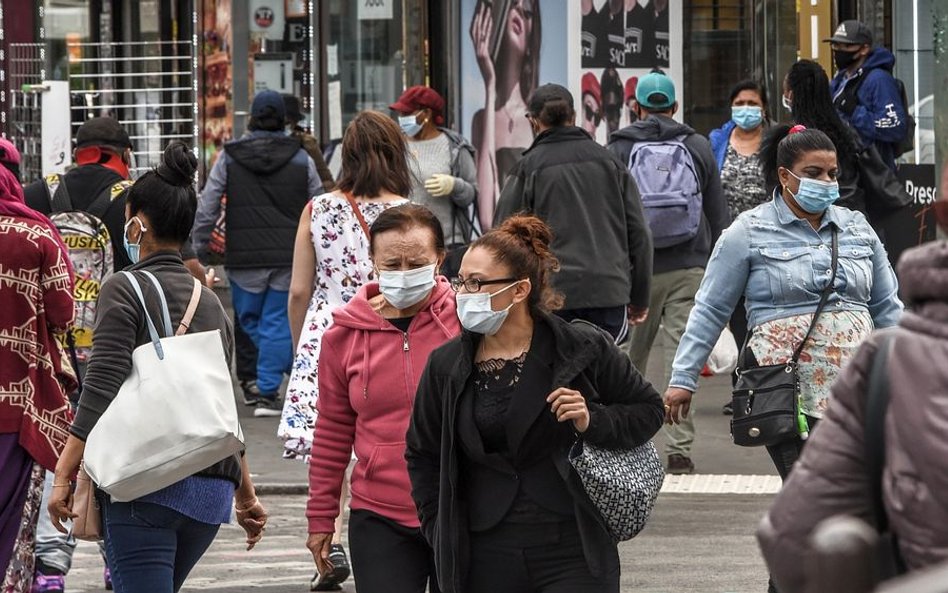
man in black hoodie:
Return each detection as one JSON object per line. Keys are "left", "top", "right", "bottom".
{"left": 607, "top": 73, "right": 729, "bottom": 474}
{"left": 192, "top": 90, "right": 322, "bottom": 417}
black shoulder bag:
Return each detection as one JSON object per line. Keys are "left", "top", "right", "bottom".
{"left": 730, "top": 229, "right": 838, "bottom": 447}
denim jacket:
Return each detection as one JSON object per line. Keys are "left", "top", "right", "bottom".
{"left": 669, "top": 193, "right": 903, "bottom": 393}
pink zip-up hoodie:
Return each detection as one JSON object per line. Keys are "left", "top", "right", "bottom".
{"left": 307, "top": 277, "right": 460, "bottom": 533}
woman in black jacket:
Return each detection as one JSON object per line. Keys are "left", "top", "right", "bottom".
{"left": 405, "top": 215, "right": 664, "bottom": 593}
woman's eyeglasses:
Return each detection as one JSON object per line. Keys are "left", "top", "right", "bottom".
{"left": 450, "top": 276, "right": 518, "bottom": 293}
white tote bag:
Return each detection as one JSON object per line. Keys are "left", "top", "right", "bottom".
{"left": 84, "top": 271, "right": 244, "bottom": 502}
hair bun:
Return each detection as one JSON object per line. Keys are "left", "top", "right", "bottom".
{"left": 497, "top": 215, "right": 560, "bottom": 273}
{"left": 156, "top": 141, "right": 197, "bottom": 187}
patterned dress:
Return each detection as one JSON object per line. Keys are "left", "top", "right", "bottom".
{"left": 749, "top": 310, "right": 873, "bottom": 418}
{"left": 720, "top": 145, "right": 768, "bottom": 222}
{"left": 278, "top": 193, "right": 409, "bottom": 461}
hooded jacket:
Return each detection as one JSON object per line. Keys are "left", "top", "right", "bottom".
{"left": 406, "top": 313, "right": 664, "bottom": 593}
{"left": 608, "top": 115, "right": 730, "bottom": 275}
{"left": 223, "top": 132, "right": 312, "bottom": 269}
{"left": 493, "top": 126, "right": 653, "bottom": 310}
{"left": 306, "top": 278, "right": 459, "bottom": 533}
{"left": 830, "top": 48, "right": 908, "bottom": 170}
{"left": 757, "top": 240, "right": 948, "bottom": 592}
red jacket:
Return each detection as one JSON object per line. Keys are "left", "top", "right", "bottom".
{"left": 0, "top": 215, "right": 75, "bottom": 471}
{"left": 307, "top": 278, "right": 459, "bottom": 532}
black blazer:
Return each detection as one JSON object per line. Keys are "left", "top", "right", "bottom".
{"left": 458, "top": 321, "right": 577, "bottom": 531}
{"left": 405, "top": 314, "right": 664, "bottom": 593}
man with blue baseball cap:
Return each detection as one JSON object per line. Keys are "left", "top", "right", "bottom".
{"left": 192, "top": 89, "right": 323, "bottom": 417}
{"left": 607, "top": 72, "right": 729, "bottom": 475}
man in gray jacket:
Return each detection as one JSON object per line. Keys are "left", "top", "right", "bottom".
{"left": 608, "top": 73, "right": 729, "bottom": 474}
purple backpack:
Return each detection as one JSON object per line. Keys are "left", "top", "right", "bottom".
{"left": 628, "top": 135, "right": 703, "bottom": 249}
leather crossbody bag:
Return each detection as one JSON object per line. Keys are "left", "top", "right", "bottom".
{"left": 730, "top": 229, "right": 838, "bottom": 447}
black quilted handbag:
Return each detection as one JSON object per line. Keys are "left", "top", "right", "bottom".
{"left": 568, "top": 440, "right": 665, "bottom": 542}
{"left": 730, "top": 229, "right": 838, "bottom": 447}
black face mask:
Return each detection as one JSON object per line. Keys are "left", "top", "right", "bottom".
{"left": 833, "top": 49, "right": 860, "bottom": 71}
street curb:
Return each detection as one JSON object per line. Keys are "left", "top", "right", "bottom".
{"left": 255, "top": 483, "right": 309, "bottom": 495}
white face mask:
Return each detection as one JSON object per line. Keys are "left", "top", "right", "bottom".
{"left": 455, "top": 281, "right": 520, "bottom": 336}
{"left": 378, "top": 264, "right": 437, "bottom": 310}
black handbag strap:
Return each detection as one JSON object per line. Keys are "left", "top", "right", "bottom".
{"left": 738, "top": 228, "right": 838, "bottom": 370}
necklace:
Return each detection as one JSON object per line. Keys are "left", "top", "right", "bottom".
{"left": 478, "top": 336, "right": 532, "bottom": 362}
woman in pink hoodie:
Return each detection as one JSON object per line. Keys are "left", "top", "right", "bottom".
{"left": 306, "top": 204, "right": 459, "bottom": 593}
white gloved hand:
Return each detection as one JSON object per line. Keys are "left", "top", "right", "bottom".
{"left": 424, "top": 174, "right": 456, "bottom": 197}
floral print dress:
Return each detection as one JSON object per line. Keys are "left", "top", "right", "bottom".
{"left": 278, "top": 193, "right": 409, "bottom": 461}
{"left": 748, "top": 310, "right": 873, "bottom": 418}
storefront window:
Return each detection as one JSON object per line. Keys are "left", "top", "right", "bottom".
{"left": 894, "top": 0, "right": 934, "bottom": 164}
{"left": 325, "top": 0, "right": 427, "bottom": 140}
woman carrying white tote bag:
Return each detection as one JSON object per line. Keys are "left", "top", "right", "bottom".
{"left": 47, "top": 143, "right": 267, "bottom": 593}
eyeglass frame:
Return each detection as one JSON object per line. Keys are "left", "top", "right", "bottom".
{"left": 450, "top": 276, "right": 519, "bottom": 293}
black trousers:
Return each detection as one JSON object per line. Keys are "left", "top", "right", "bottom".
{"left": 233, "top": 314, "right": 258, "bottom": 382}
{"left": 348, "top": 510, "right": 440, "bottom": 593}
{"left": 467, "top": 520, "right": 618, "bottom": 593}
{"left": 764, "top": 416, "right": 820, "bottom": 481}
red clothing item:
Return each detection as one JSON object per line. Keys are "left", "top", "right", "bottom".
{"left": 307, "top": 278, "right": 459, "bottom": 533}
{"left": 0, "top": 216, "right": 76, "bottom": 471}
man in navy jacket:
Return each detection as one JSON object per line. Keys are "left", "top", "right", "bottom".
{"left": 827, "top": 20, "right": 909, "bottom": 170}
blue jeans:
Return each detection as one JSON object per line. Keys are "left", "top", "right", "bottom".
{"left": 229, "top": 280, "right": 293, "bottom": 394}
{"left": 100, "top": 498, "right": 220, "bottom": 593}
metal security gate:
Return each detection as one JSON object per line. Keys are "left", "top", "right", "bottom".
{"left": 7, "top": 39, "right": 197, "bottom": 182}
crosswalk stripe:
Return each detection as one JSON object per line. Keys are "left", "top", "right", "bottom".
{"left": 661, "top": 474, "right": 781, "bottom": 494}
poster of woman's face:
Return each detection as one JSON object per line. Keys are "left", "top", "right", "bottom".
{"left": 461, "top": 0, "right": 568, "bottom": 229}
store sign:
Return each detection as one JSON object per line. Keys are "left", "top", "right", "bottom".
{"left": 249, "top": 0, "right": 284, "bottom": 40}
{"left": 358, "top": 0, "right": 393, "bottom": 21}
{"left": 881, "top": 164, "right": 938, "bottom": 271}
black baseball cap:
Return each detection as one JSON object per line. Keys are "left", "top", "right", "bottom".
{"left": 75, "top": 117, "right": 132, "bottom": 149}
{"left": 824, "top": 20, "right": 873, "bottom": 45}
{"left": 528, "top": 84, "right": 574, "bottom": 116}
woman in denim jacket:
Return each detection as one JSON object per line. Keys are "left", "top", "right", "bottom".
{"left": 663, "top": 125, "right": 903, "bottom": 481}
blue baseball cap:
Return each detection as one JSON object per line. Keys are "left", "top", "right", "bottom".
{"left": 251, "top": 89, "right": 286, "bottom": 122}
{"left": 635, "top": 73, "right": 676, "bottom": 110}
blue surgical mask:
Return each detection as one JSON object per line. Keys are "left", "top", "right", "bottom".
{"left": 731, "top": 106, "right": 763, "bottom": 131}
{"left": 378, "top": 264, "right": 437, "bottom": 310}
{"left": 398, "top": 115, "right": 423, "bottom": 138}
{"left": 455, "top": 281, "right": 520, "bottom": 336}
{"left": 781, "top": 94, "right": 793, "bottom": 112}
{"left": 123, "top": 217, "right": 146, "bottom": 264}
{"left": 786, "top": 171, "right": 840, "bottom": 214}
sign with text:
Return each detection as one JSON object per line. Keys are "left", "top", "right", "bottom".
{"left": 881, "top": 164, "right": 938, "bottom": 272}
{"left": 41, "top": 81, "right": 72, "bottom": 176}
{"left": 359, "top": 0, "right": 393, "bottom": 21}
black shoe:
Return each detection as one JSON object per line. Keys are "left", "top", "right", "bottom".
{"left": 722, "top": 401, "right": 733, "bottom": 415}
{"left": 311, "top": 544, "right": 351, "bottom": 591}
{"left": 253, "top": 396, "right": 282, "bottom": 418}
{"left": 240, "top": 379, "right": 262, "bottom": 406}
{"left": 667, "top": 454, "right": 695, "bottom": 475}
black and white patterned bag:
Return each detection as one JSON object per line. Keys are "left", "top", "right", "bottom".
{"left": 568, "top": 440, "right": 665, "bottom": 542}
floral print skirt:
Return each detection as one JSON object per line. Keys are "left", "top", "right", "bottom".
{"left": 748, "top": 310, "right": 873, "bottom": 418}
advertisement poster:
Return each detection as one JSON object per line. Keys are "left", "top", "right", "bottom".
{"left": 201, "top": 0, "right": 233, "bottom": 171}
{"left": 460, "top": 0, "right": 569, "bottom": 228}
{"left": 459, "top": 0, "right": 681, "bottom": 227}
{"left": 578, "top": 0, "right": 683, "bottom": 144}
{"left": 884, "top": 164, "right": 939, "bottom": 271}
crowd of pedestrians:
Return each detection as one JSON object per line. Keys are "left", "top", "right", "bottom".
{"left": 0, "top": 16, "right": 944, "bottom": 593}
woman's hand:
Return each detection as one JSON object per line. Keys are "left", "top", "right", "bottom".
{"left": 47, "top": 482, "right": 76, "bottom": 534}
{"left": 547, "top": 387, "right": 590, "bottom": 433}
{"left": 235, "top": 497, "right": 268, "bottom": 551}
{"left": 470, "top": 2, "right": 495, "bottom": 86}
{"left": 663, "top": 388, "right": 694, "bottom": 425}
{"left": 307, "top": 532, "right": 335, "bottom": 577}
